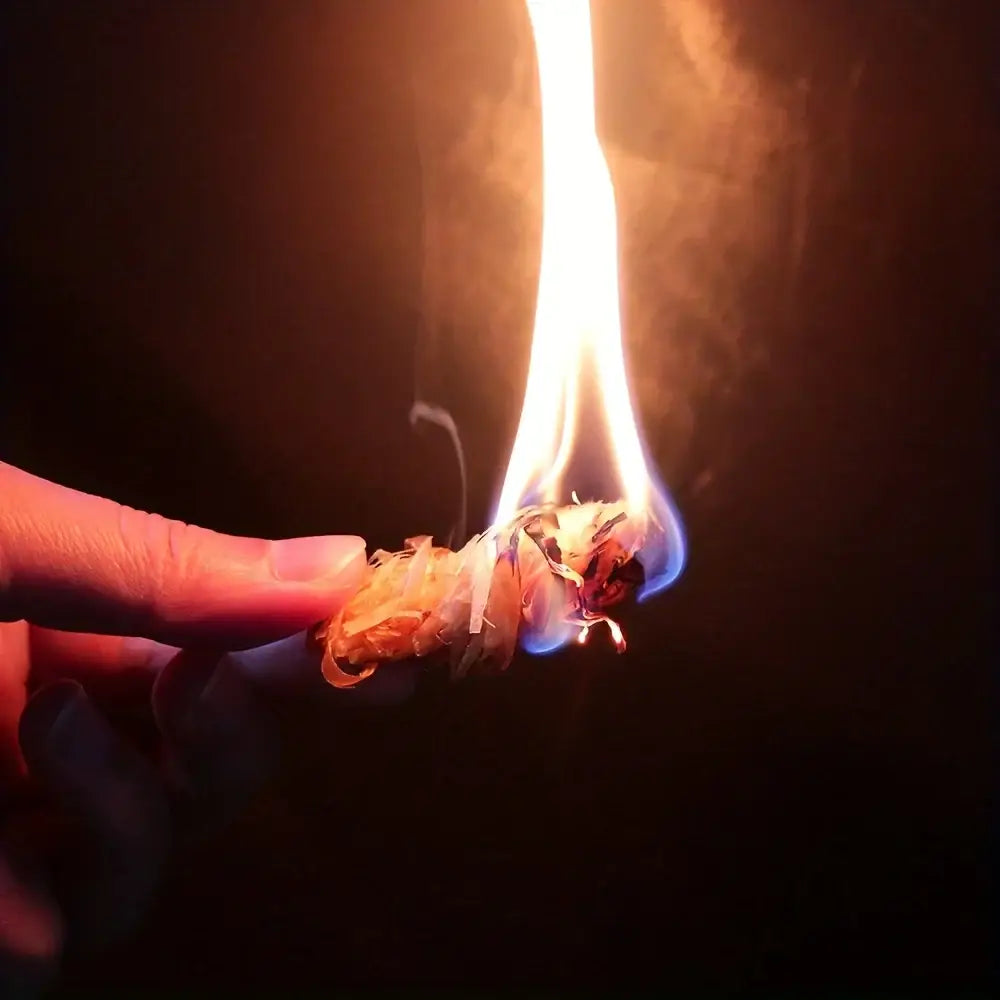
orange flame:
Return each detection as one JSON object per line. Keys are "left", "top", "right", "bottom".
{"left": 495, "top": 0, "right": 685, "bottom": 601}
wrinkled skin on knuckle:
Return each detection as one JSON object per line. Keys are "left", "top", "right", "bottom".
{"left": 117, "top": 508, "right": 204, "bottom": 631}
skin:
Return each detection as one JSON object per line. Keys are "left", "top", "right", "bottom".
{"left": 0, "top": 461, "right": 415, "bottom": 995}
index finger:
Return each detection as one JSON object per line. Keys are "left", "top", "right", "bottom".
{"left": 0, "top": 462, "right": 365, "bottom": 649}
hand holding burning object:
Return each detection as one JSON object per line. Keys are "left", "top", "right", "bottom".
{"left": 0, "top": 460, "right": 388, "bottom": 986}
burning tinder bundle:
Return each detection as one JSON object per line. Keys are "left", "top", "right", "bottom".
{"left": 316, "top": 501, "right": 658, "bottom": 688}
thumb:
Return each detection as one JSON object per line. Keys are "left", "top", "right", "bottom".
{"left": 0, "top": 462, "right": 365, "bottom": 649}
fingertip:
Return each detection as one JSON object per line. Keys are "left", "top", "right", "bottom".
{"left": 231, "top": 633, "right": 422, "bottom": 706}
{"left": 229, "top": 632, "right": 322, "bottom": 694}
{"left": 227, "top": 630, "right": 361, "bottom": 696}
{"left": 145, "top": 534, "right": 368, "bottom": 651}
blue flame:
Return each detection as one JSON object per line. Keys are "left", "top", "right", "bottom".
{"left": 521, "top": 618, "right": 577, "bottom": 655}
{"left": 635, "top": 457, "right": 688, "bottom": 602}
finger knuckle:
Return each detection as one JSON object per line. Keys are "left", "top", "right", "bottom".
{"left": 117, "top": 506, "right": 202, "bottom": 628}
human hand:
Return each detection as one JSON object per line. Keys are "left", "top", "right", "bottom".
{"left": 0, "top": 461, "right": 408, "bottom": 994}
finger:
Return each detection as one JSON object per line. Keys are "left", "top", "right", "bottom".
{"left": 0, "top": 461, "right": 366, "bottom": 648}
{"left": 28, "top": 627, "right": 419, "bottom": 710}
{"left": 152, "top": 651, "right": 279, "bottom": 838}
{"left": 28, "top": 628, "right": 177, "bottom": 708}
{"left": 25, "top": 630, "right": 178, "bottom": 762}
{"left": 28, "top": 628, "right": 177, "bottom": 682}
{"left": 18, "top": 681, "right": 170, "bottom": 951}
{"left": 0, "top": 848, "right": 63, "bottom": 995}
{"left": 150, "top": 640, "right": 421, "bottom": 837}
{"left": 230, "top": 631, "right": 422, "bottom": 705}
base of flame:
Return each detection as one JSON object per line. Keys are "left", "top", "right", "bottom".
{"left": 315, "top": 499, "right": 668, "bottom": 689}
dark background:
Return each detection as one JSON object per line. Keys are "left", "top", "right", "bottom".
{"left": 3, "top": 0, "right": 995, "bottom": 993}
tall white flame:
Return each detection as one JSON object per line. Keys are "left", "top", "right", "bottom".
{"left": 495, "top": 0, "right": 685, "bottom": 599}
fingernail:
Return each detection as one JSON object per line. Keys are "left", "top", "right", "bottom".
{"left": 270, "top": 535, "right": 366, "bottom": 584}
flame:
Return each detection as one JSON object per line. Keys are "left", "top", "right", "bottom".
{"left": 495, "top": 0, "right": 686, "bottom": 614}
